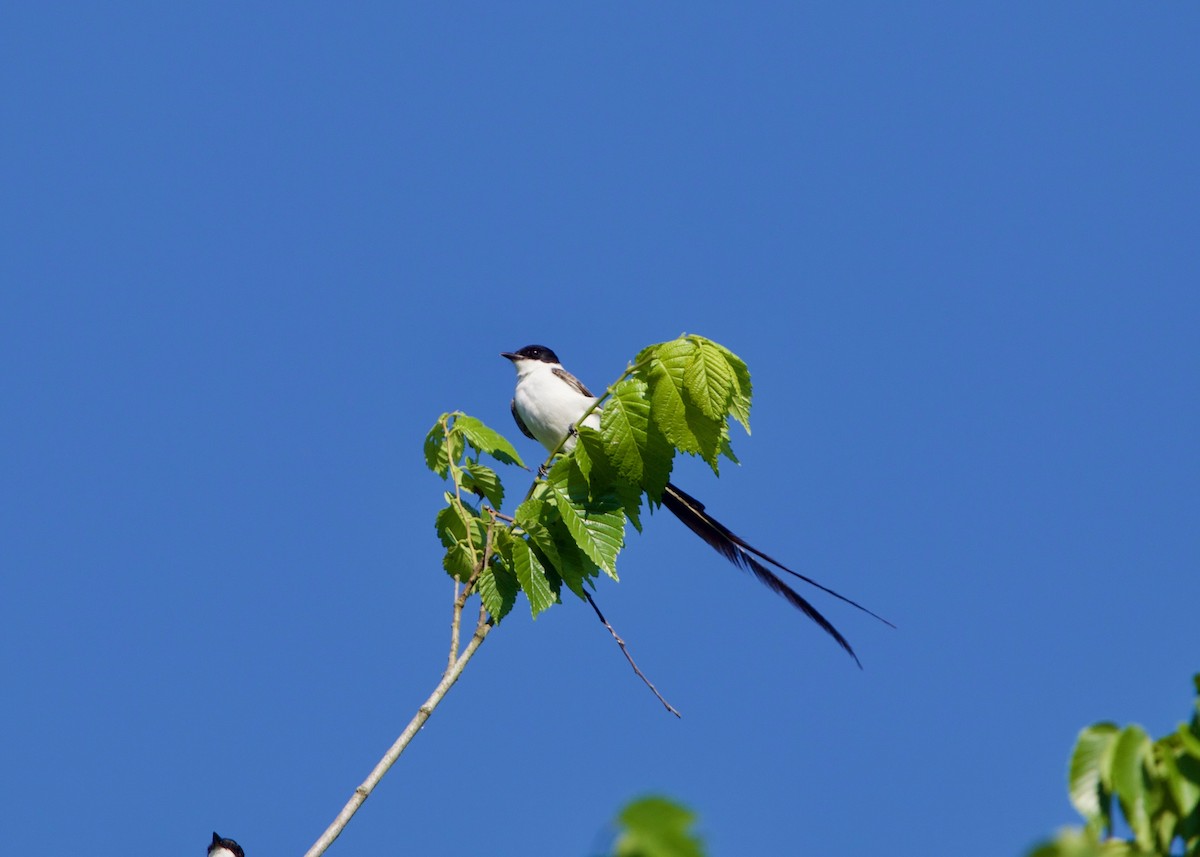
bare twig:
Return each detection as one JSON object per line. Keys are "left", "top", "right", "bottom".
{"left": 494, "top": 508, "right": 678, "bottom": 716}
{"left": 304, "top": 609, "right": 492, "bottom": 857}
{"left": 303, "top": 577, "right": 494, "bottom": 857}
{"left": 583, "top": 590, "right": 680, "bottom": 718}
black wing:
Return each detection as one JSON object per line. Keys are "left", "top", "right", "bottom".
{"left": 553, "top": 366, "right": 595, "bottom": 397}
{"left": 510, "top": 399, "right": 536, "bottom": 441}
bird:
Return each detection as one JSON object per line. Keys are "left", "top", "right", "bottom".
{"left": 208, "top": 832, "right": 245, "bottom": 857}
{"left": 501, "top": 344, "right": 890, "bottom": 666}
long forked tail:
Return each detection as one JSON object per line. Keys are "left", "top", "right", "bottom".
{"left": 660, "top": 482, "right": 893, "bottom": 667}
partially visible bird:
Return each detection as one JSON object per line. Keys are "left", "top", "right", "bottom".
{"left": 208, "top": 832, "right": 244, "bottom": 857}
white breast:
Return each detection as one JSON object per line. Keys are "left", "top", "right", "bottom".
{"left": 513, "top": 363, "right": 600, "bottom": 453}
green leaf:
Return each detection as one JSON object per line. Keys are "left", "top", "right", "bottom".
{"left": 545, "top": 458, "right": 625, "bottom": 579}
{"left": 454, "top": 414, "right": 525, "bottom": 467}
{"left": 1026, "top": 829, "right": 1122, "bottom": 857}
{"left": 514, "top": 494, "right": 547, "bottom": 529}
{"left": 461, "top": 461, "right": 504, "bottom": 507}
{"left": 600, "top": 377, "right": 674, "bottom": 502}
{"left": 519, "top": 516, "right": 562, "bottom": 572}
{"left": 1168, "top": 750, "right": 1200, "bottom": 816}
{"left": 1069, "top": 723, "right": 1120, "bottom": 831}
{"left": 477, "top": 562, "right": 518, "bottom": 622}
{"left": 641, "top": 341, "right": 725, "bottom": 468}
{"left": 647, "top": 358, "right": 700, "bottom": 455}
{"left": 1178, "top": 722, "right": 1200, "bottom": 761}
{"left": 511, "top": 538, "right": 556, "bottom": 617}
{"left": 684, "top": 400, "right": 724, "bottom": 470}
{"left": 574, "top": 427, "right": 643, "bottom": 531}
{"left": 434, "top": 500, "right": 467, "bottom": 548}
{"left": 683, "top": 338, "right": 735, "bottom": 421}
{"left": 435, "top": 498, "right": 486, "bottom": 548}
{"left": 615, "top": 796, "right": 705, "bottom": 857}
{"left": 548, "top": 519, "right": 601, "bottom": 598}
{"left": 601, "top": 377, "right": 653, "bottom": 483}
{"left": 442, "top": 540, "right": 477, "bottom": 581}
{"left": 710, "top": 339, "right": 753, "bottom": 434}
{"left": 447, "top": 428, "right": 465, "bottom": 469}
{"left": 424, "top": 417, "right": 450, "bottom": 476}
{"left": 1111, "top": 725, "right": 1153, "bottom": 850}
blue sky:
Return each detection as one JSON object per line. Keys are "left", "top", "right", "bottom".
{"left": 2, "top": 4, "right": 1197, "bottom": 856}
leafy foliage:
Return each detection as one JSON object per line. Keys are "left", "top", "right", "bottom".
{"left": 1030, "top": 674, "right": 1200, "bottom": 857}
{"left": 423, "top": 335, "right": 752, "bottom": 621}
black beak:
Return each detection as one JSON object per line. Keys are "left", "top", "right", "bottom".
{"left": 500, "top": 352, "right": 520, "bottom": 361}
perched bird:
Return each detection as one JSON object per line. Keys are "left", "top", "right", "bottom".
{"left": 502, "top": 344, "right": 890, "bottom": 665}
{"left": 208, "top": 832, "right": 244, "bottom": 857}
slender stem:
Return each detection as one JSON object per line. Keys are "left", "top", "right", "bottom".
{"left": 447, "top": 580, "right": 461, "bottom": 673}
{"left": 303, "top": 607, "right": 493, "bottom": 857}
{"left": 583, "top": 590, "right": 681, "bottom": 718}
{"left": 494, "top": 502, "right": 679, "bottom": 716}
{"left": 303, "top": 508, "right": 497, "bottom": 857}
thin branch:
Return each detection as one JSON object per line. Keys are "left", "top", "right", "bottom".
{"left": 493, "top": 509, "right": 678, "bottom": 717}
{"left": 447, "top": 580, "right": 461, "bottom": 673}
{"left": 303, "top": 587, "right": 494, "bottom": 857}
{"left": 583, "top": 590, "right": 680, "bottom": 718}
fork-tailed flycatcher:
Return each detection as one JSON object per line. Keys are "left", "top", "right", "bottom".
{"left": 501, "top": 344, "right": 890, "bottom": 665}
{"left": 209, "top": 832, "right": 244, "bottom": 857}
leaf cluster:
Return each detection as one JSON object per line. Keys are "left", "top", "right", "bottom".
{"left": 424, "top": 335, "right": 752, "bottom": 621}
{"left": 1031, "top": 674, "right": 1200, "bottom": 857}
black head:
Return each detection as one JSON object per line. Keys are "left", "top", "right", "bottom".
{"left": 210, "top": 832, "right": 245, "bottom": 857}
{"left": 500, "top": 345, "right": 560, "bottom": 364}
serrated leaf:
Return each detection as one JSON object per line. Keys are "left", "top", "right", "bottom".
{"left": 547, "top": 517, "right": 600, "bottom": 597}
{"left": 546, "top": 459, "right": 625, "bottom": 579}
{"left": 442, "top": 540, "right": 477, "bottom": 581}
{"left": 572, "top": 425, "right": 599, "bottom": 485}
{"left": 683, "top": 338, "right": 735, "bottom": 421}
{"left": 477, "top": 562, "right": 518, "bottom": 622}
{"left": 462, "top": 461, "right": 504, "bottom": 507}
{"left": 424, "top": 418, "right": 450, "bottom": 476}
{"left": 520, "top": 516, "right": 562, "bottom": 572}
{"left": 434, "top": 501, "right": 467, "bottom": 548}
{"left": 647, "top": 358, "right": 700, "bottom": 454}
{"left": 684, "top": 396, "right": 724, "bottom": 469}
{"left": 511, "top": 538, "right": 556, "bottom": 617}
{"left": 447, "top": 429, "right": 465, "bottom": 468}
{"left": 514, "top": 495, "right": 547, "bottom": 529}
{"left": 1111, "top": 725, "right": 1153, "bottom": 850}
{"left": 601, "top": 377, "right": 653, "bottom": 483}
{"left": 710, "top": 339, "right": 753, "bottom": 434}
{"left": 1070, "top": 723, "right": 1120, "bottom": 829}
{"left": 454, "top": 414, "right": 525, "bottom": 467}
{"left": 572, "top": 427, "right": 645, "bottom": 531}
